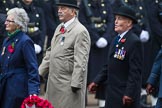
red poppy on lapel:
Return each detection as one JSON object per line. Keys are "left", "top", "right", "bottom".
{"left": 60, "top": 26, "right": 66, "bottom": 34}
{"left": 8, "top": 42, "right": 14, "bottom": 53}
{"left": 120, "top": 38, "right": 126, "bottom": 43}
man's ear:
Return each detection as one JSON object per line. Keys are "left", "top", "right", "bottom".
{"left": 127, "top": 19, "right": 133, "bottom": 27}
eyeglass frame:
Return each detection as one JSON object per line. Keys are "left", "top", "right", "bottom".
{"left": 5, "top": 19, "right": 15, "bottom": 23}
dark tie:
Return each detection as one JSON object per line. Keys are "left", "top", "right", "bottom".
{"left": 114, "top": 35, "right": 120, "bottom": 46}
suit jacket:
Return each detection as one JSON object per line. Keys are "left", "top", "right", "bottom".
{"left": 147, "top": 48, "right": 162, "bottom": 98}
{"left": 39, "top": 18, "right": 91, "bottom": 108}
{"left": 94, "top": 30, "right": 143, "bottom": 108}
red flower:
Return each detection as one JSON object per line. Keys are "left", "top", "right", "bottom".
{"left": 21, "top": 95, "right": 54, "bottom": 108}
{"left": 60, "top": 26, "right": 66, "bottom": 34}
{"left": 8, "top": 44, "right": 14, "bottom": 53}
{"left": 120, "top": 38, "right": 126, "bottom": 43}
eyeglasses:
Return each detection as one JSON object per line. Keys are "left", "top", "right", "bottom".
{"left": 5, "top": 19, "right": 15, "bottom": 23}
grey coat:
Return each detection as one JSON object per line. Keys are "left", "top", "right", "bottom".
{"left": 39, "top": 18, "right": 91, "bottom": 108}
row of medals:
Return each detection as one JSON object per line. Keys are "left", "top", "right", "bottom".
{"left": 114, "top": 44, "right": 126, "bottom": 60}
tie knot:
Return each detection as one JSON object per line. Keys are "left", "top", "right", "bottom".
{"left": 116, "top": 35, "right": 120, "bottom": 41}
{"left": 114, "top": 35, "right": 120, "bottom": 45}
{"left": 60, "top": 26, "right": 66, "bottom": 34}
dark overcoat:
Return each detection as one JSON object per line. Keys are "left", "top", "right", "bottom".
{"left": 78, "top": 0, "right": 114, "bottom": 99}
{"left": 112, "top": 0, "right": 162, "bottom": 88}
{"left": 0, "top": 32, "right": 40, "bottom": 108}
{"left": 41, "top": 0, "right": 60, "bottom": 48}
{"left": 15, "top": 1, "right": 46, "bottom": 65}
{"left": 0, "top": 0, "right": 15, "bottom": 14}
{"left": 94, "top": 30, "right": 143, "bottom": 108}
{"left": 147, "top": 48, "right": 162, "bottom": 98}
{"left": 141, "top": 0, "right": 162, "bottom": 87}
{"left": 78, "top": 0, "right": 114, "bottom": 83}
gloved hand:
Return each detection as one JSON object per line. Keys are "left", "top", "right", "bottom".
{"left": 96, "top": 37, "right": 108, "bottom": 48}
{"left": 140, "top": 30, "right": 149, "bottom": 42}
{"left": 34, "top": 44, "right": 42, "bottom": 54}
{"left": 71, "top": 87, "right": 80, "bottom": 93}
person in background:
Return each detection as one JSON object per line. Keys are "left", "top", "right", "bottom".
{"left": 33, "top": 0, "right": 60, "bottom": 49}
{"left": 78, "top": 1, "right": 114, "bottom": 107}
{"left": 146, "top": 48, "right": 162, "bottom": 108}
{"left": 0, "top": 14, "right": 7, "bottom": 50}
{"left": 0, "top": 7, "right": 40, "bottom": 108}
{"left": 88, "top": 5, "right": 143, "bottom": 108}
{"left": 0, "top": 0, "right": 15, "bottom": 14}
{"left": 0, "top": 0, "right": 15, "bottom": 50}
{"left": 30, "top": 0, "right": 60, "bottom": 93}
{"left": 15, "top": 0, "right": 46, "bottom": 65}
{"left": 41, "top": 0, "right": 60, "bottom": 49}
{"left": 39, "top": 0, "right": 91, "bottom": 108}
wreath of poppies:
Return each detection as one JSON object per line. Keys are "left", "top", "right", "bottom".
{"left": 21, "top": 95, "right": 54, "bottom": 108}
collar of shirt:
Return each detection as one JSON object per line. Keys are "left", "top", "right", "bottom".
{"left": 118, "top": 30, "right": 128, "bottom": 42}
{"left": 61, "top": 17, "right": 76, "bottom": 28}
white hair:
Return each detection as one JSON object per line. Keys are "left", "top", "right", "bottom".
{"left": 7, "top": 7, "right": 29, "bottom": 32}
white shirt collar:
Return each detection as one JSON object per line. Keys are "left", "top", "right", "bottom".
{"left": 118, "top": 30, "right": 128, "bottom": 41}
{"left": 62, "top": 17, "right": 76, "bottom": 28}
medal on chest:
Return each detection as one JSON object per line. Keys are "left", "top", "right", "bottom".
{"left": 60, "top": 36, "right": 65, "bottom": 46}
{"left": 114, "top": 45, "right": 126, "bottom": 60}
{"left": 1, "top": 47, "right": 6, "bottom": 56}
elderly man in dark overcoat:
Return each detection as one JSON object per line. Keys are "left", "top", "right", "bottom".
{"left": 88, "top": 5, "right": 143, "bottom": 108}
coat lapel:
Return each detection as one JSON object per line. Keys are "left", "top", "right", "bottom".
{"left": 54, "top": 18, "right": 78, "bottom": 38}
{"left": 66, "top": 18, "right": 78, "bottom": 33}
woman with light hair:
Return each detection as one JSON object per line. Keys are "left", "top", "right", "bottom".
{"left": 0, "top": 7, "right": 40, "bottom": 108}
